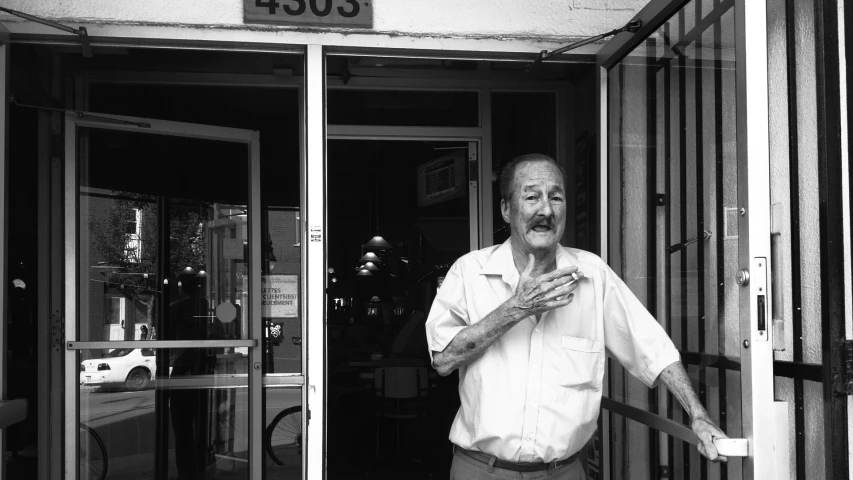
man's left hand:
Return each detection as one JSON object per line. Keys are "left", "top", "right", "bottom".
{"left": 691, "top": 417, "right": 728, "bottom": 463}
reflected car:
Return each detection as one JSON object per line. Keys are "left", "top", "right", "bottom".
{"left": 79, "top": 348, "right": 158, "bottom": 391}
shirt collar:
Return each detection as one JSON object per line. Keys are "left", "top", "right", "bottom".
{"left": 480, "top": 239, "right": 580, "bottom": 287}
{"left": 480, "top": 239, "right": 518, "bottom": 286}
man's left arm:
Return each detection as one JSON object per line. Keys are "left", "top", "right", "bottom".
{"left": 599, "top": 263, "right": 728, "bottom": 463}
{"left": 657, "top": 361, "right": 728, "bottom": 462}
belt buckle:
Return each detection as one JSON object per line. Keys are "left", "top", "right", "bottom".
{"left": 550, "top": 460, "right": 559, "bottom": 470}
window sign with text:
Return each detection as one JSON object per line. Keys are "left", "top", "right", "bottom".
{"left": 244, "top": 0, "right": 373, "bottom": 28}
{"left": 262, "top": 275, "right": 299, "bottom": 318}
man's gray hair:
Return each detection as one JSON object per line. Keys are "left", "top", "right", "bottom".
{"left": 498, "top": 153, "right": 567, "bottom": 202}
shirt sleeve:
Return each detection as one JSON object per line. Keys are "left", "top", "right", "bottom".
{"left": 601, "top": 264, "right": 680, "bottom": 388}
{"left": 424, "top": 261, "right": 470, "bottom": 366}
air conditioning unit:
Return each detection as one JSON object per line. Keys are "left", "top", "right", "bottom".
{"left": 416, "top": 150, "right": 466, "bottom": 207}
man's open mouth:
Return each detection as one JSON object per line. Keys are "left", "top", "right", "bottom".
{"left": 531, "top": 225, "right": 551, "bottom": 232}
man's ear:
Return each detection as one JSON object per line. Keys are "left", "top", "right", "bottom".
{"left": 500, "top": 198, "right": 510, "bottom": 224}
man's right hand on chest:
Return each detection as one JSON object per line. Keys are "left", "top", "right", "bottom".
{"left": 509, "top": 254, "right": 584, "bottom": 319}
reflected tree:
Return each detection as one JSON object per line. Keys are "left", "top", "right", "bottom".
{"left": 90, "top": 193, "right": 207, "bottom": 339}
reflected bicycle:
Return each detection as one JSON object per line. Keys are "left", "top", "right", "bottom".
{"left": 265, "top": 405, "right": 303, "bottom": 467}
{"left": 79, "top": 423, "right": 108, "bottom": 480}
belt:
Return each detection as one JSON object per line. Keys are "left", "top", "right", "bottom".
{"left": 454, "top": 446, "right": 579, "bottom": 473}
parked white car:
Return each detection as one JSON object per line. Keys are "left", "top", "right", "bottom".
{"left": 80, "top": 348, "right": 158, "bottom": 391}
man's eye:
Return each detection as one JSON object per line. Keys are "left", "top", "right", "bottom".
{"left": 551, "top": 197, "right": 564, "bottom": 203}
{"left": 525, "top": 196, "right": 538, "bottom": 201}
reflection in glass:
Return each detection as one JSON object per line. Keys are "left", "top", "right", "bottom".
{"left": 78, "top": 349, "right": 249, "bottom": 480}
{"left": 78, "top": 129, "right": 250, "bottom": 343}
{"left": 263, "top": 208, "right": 302, "bottom": 374}
{"left": 264, "top": 386, "right": 303, "bottom": 479}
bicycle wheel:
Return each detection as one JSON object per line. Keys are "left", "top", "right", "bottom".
{"left": 79, "top": 423, "right": 108, "bottom": 480}
{"left": 265, "top": 406, "right": 302, "bottom": 466}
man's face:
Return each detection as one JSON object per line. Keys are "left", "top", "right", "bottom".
{"left": 501, "top": 160, "right": 566, "bottom": 255}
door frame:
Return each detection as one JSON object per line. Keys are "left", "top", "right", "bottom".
{"left": 596, "top": 0, "right": 776, "bottom": 478}
{"left": 63, "top": 112, "right": 263, "bottom": 480}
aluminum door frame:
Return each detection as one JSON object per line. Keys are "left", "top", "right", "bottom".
{"left": 596, "top": 0, "right": 775, "bottom": 479}
{"left": 63, "top": 112, "right": 264, "bottom": 480}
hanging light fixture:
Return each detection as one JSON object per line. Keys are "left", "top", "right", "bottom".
{"left": 365, "top": 234, "right": 392, "bottom": 250}
{"left": 359, "top": 252, "right": 382, "bottom": 263}
{"left": 362, "top": 261, "right": 380, "bottom": 271}
{"left": 356, "top": 268, "right": 374, "bottom": 277}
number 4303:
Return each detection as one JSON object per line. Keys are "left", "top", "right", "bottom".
{"left": 256, "top": 0, "right": 361, "bottom": 18}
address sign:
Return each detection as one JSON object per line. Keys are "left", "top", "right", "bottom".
{"left": 244, "top": 0, "right": 373, "bottom": 28}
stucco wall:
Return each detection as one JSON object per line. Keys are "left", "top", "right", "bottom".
{"left": 0, "top": 0, "right": 645, "bottom": 43}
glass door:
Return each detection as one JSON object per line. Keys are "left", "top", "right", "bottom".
{"left": 597, "top": 1, "right": 777, "bottom": 479}
{"left": 64, "top": 112, "right": 276, "bottom": 480}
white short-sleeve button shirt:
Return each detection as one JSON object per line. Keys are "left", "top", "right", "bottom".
{"left": 425, "top": 240, "right": 680, "bottom": 463}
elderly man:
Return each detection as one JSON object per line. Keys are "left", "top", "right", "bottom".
{"left": 425, "top": 154, "right": 727, "bottom": 479}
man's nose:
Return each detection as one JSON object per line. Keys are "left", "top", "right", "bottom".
{"left": 538, "top": 200, "right": 554, "bottom": 217}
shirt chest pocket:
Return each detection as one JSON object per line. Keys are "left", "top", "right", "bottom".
{"left": 559, "top": 335, "right": 603, "bottom": 390}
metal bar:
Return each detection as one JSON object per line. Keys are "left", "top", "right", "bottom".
{"left": 653, "top": 0, "right": 734, "bottom": 70}
{"left": 36, "top": 92, "right": 51, "bottom": 480}
{"left": 480, "top": 88, "right": 494, "bottom": 248}
{"left": 693, "top": 3, "right": 708, "bottom": 477}
{"left": 248, "top": 131, "right": 263, "bottom": 480}
{"left": 772, "top": 360, "right": 823, "bottom": 381}
{"left": 0, "top": 37, "right": 7, "bottom": 480}
{"left": 712, "top": 4, "right": 728, "bottom": 478}
{"left": 327, "top": 124, "right": 482, "bottom": 139}
{"left": 645, "top": 35, "right": 660, "bottom": 480}
{"left": 736, "top": 0, "right": 776, "bottom": 477}
{"left": 662, "top": 19, "right": 675, "bottom": 476}
{"left": 66, "top": 340, "right": 257, "bottom": 350}
{"left": 467, "top": 141, "right": 479, "bottom": 252}
{"left": 0, "top": 7, "right": 81, "bottom": 35}
{"left": 535, "top": 21, "right": 642, "bottom": 65}
{"left": 153, "top": 376, "right": 251, "bottom": 389}
{"left": 668, "top": 230, "right": 712, "bottom": 254}
{"left": 680, "top": 351, "right": 742, "bottom": 371}
{"left": 11, "top": 34, "right": 306, "bottom": 55}
{"left": 72, "top": 112, "right": 255, "bottom": 142}
{"left": 304, "top": 44, "right": 326, "bottom": 480}
{"left": 48, "top": 65, "right": 63, "bottom": 480}
{"left": 616, "top": 63, "right": 627, "bottom": 476}
{"left": 326, "top": 45, "right": 594, "bottom": 64}
{"left": 784, "top": 1, "right": 807, "bottom": 477}
{"left": 677, "top": 9, "right": 691, "bottom": 478}
{"left": 597, "top": 64, "right": 609, "bottom": 260}
{"left": 598, "top": 0, "right": 693, "bottom": 69}
{"left": 154, "top": 197, "right": 169, "bottom": 480}
{"left": 63, "top": 110, "right": 78, "bottom": 480}
{"left": 814, "top": 1, "right": 850, "bottom": 476}
{"left": 262, "top": 375, "right": 306, "bottom": 386}
{"left": 601, "top": 397, "right": 698, "bottom": 446}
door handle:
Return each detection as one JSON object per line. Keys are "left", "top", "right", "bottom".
{"left": 713, "top": 438, "right": 748, "bottom": 457}
{"left": 668, "top": 230, "right": 712, "bottom": 254}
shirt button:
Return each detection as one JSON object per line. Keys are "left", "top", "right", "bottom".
{"left": 534, "top": 328, "right": 539, "bottom": 333}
